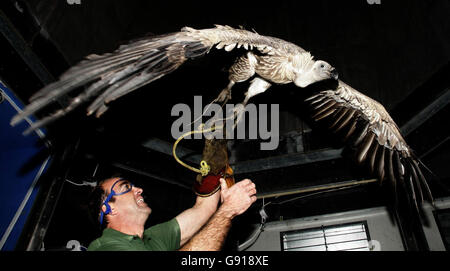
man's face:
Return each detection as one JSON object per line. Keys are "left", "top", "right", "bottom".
{"left": 102, "top": 177, "right": 152, "bottom": 222}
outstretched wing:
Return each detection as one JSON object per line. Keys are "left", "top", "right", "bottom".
{"left": 10, "top": 25, "right": 305, "bottom": 133}
{"left": 305, "top": 80, "right": 434, "bottom": 218}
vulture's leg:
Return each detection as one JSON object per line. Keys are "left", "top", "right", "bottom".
{"left": 233, "top": 77, "right": 271, "bottom": 127}
{"left": 217, "top": 52, "right": 257, "bottom": 102}
{"left": 195, "top": 52, "right": 257, "bottom": 129}
{"left": 217, "top": 80, "right": 235, "bottom": 102}
{"left": 243, "top": 77, "right": 272, "bottom": 106}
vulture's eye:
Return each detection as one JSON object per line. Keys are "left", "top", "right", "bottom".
{"left": 320, "top": 64, "right": 325, "bottom": 68}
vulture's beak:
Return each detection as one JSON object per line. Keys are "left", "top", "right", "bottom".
{"left": 330, "top": 69, "right": 339, "bottom": 80}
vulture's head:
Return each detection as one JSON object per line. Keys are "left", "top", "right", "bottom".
{"left": 294, "top": 60, "right": 338, "bottom": 88}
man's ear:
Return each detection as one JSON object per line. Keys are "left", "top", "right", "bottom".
{"left": 110, "top": 206, "right": 117, "bottom": 216}
{"left": 101, "top": 203, "right": 117, "bottom": 217}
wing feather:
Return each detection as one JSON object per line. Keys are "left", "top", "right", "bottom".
{"left": 351, "top": 120, "right": 370, "bottom": 147}
{"left": 305, "top": 80, "right": 434, "bottom": 220}
{"left": 11, "top": 25, "right": 306, "bottom": 129}
{"left": 329, "top": 107, "right": 350, "bottom": 129}
{"left": 368, "top": 140, "right": 379, "bottom": 173}
{"left": 356, "top": 132, "right": 375, "bottom": 164}
{"left": 376, "top": 145, "right": 386, "bottom": 184}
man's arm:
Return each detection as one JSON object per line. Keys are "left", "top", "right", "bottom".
{"left": 179, "top": 178, "right": 257, "bottom": 251}
{"left": 175, "top": 187, "right": 221, "bottom": 246}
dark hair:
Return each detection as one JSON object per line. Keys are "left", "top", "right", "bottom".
{"left": 87, "top": 176, "right": 121, "bottom": 230}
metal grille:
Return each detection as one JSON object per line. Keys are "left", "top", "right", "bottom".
{"left": 281, "top": 222, "right": 371, "bottom": 251}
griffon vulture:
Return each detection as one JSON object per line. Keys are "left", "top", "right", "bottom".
{"left": 10, "top": 25, "right": 433, "bottom": 223}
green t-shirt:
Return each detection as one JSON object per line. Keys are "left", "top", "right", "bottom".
{"left": 87, "top": 218, "right": 181, "bottom": 251}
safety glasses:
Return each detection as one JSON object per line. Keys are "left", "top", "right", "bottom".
{"left": 99, "top": 178, "right": 134, "bottom": 225}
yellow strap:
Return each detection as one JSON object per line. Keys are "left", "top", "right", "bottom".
{"left": 172, "top": 109, "right": 236, "bottom": 176}
{"left": 199, "top": 160, "right": 210, "bottom": 176}
{"left": 172, "top": 123, "right": 218, "bottom": 176}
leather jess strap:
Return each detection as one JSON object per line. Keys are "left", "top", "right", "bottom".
{"left": 194, "top": 164, "right": 235, "bottom": 197}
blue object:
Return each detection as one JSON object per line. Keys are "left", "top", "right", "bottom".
{"left": 0, "top": 80, "right": 50, "bottom": 250}
{"left": 99, "top": 178, "right": 134, "bottom": 225}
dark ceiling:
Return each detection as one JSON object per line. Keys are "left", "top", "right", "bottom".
{"left": 1, "top": 0, "right": 449, "bottom": 250}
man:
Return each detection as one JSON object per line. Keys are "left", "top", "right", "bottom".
{"left": 87, "top": 176, "right": 257, "bottom": 251}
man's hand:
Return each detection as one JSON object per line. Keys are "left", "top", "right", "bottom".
{"left": 219, "top": 178, "right": 257, "bottom": 219}
{"left": 179, "top": 178, "right": 257, "bottom": 251}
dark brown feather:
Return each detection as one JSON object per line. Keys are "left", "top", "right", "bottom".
{"left": 343, "top": 116, "right": 358, "bottom": 140}
{"left": 394, "top": 151, "right": 405, "bottom": 178}
{"left": 313, "top": 106, "right": 338, "bottom": 121}
{"left": 312, "top": 99, "right": 332, "bottom": 109}
{"left": 334, "top": 110, "right": 356, "bottom": 132}
{"left": 356, "top": 132, "right": 375, "bottom": 164}
{"left": 312, "top": 101, "right": 337, "bottom": 119}
{"left": 304, "top": 93, "right": 323, "bottom": 102}
{"left": 329, "top": 107, "right": 349, "bottom": 129}
{"left": 351, "top": 122, "right": 370, "bottom": 147}
{"left": 405, "top": 164, "right": 420, "bottom": 215}
{"left": 386, "top": 149, "right": 396, "bottom": 192}
{"left": 407, "top": 159, "right": 424, "bottom": 205}
{"left": 377, "top": 147, "right": 385, "bottom": 184}
{"left": 411, "top": 159, "right": 434, "bottom": 203}
{"left": 392, "top": 151, "right": 404, "bottom": 207}
{"left": 368, "top": 141, "right": 379, "bottom": 173}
